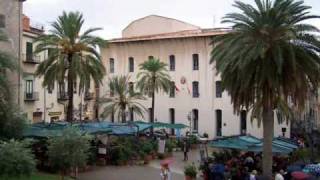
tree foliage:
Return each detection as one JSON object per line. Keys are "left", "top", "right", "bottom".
{"left": 210, "top": 0, "right": 320, "bottom": 177}
{"left": 35, "top": 11, "right": 106, "bottom": 122}
{"left": 100, "top": 76, "right": 146, "bottom": 122}
{"left": 136, "top": 58, "right": 171, "bottom": 123}
{"left": 47, "top": 127, "right": 91, "bottom": 179}
{"left": 0, "top": 140, "right": 36, "bottom": 179}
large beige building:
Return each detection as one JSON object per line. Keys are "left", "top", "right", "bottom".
{"left": 21, "top": 15, "right": 97, "bottom": 122}
{"left": 101, "top": 15, "right": 290, "bottom": 139}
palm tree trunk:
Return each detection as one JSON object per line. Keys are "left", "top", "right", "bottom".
{"left": 121, "top": 105, "right": 126, "bottom": 123}
{"left": 262, "top": 106, "right": 274, "bottom": 179}
{"left": 67, "top": 54, "right": 74, "bottom": 122}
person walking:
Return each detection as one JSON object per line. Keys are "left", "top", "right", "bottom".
{"left": 183, "top": 139, "right": 189, "bottom": 161}
{"left": 160, "top": 160, "right": 172, "bottom": 180}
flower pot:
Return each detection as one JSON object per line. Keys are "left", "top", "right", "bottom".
{"left": 185, "top": 175, "right": 196, "bottom": 180}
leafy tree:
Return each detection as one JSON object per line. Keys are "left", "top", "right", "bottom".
{"left": 0, "top": 140, "right": 36, "bottom": 179}
{"left": 100, "top": 76, "right": 146, "bottom": 122}
{"left": 35, "top": 11, "right": 106, "bottom": 122}
{"left": 210, "top": 0, "right": 320, "bottom": 177}
{"left": 136, "top": 58, "right": 171, "bottom": 123}
{"left": 47, "top": 127, "right": 91, "bottom": 179}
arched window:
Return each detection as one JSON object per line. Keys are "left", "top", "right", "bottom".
{"left": 129, "top": 57, "right": 134, "bottom": 72}
{"left": 169, "top": 81, "right": 175, "bottom": 98}
{"left": 192, "top": 81, "right": 199, "bottom": 98}
{"left": 216, "top": 81, "right": 222, "bottom": 98}
{"left": 169, "top": 108, "right": 175, "bottom": 135}
{"left": 192, "top": 54, "right": 199, "bottom": 70}
{"left": 216, "top": 109, "right": 222, "bottom": 136}
{"left": 240, "top": 110, "right": 247, "bottom": 135}
{"left": 169, "top": 55, "right": 175, "bottom": 71}
{"left": 192, "top": 109, "right": 199, "bottom": 132}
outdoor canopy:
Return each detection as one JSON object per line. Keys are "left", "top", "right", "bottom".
{"left": 209, "top": 135, "right": 298, "bottom": 154}
{"left": 23, "top": 121, "right": 153, "bottom": 138}
{"left": 133, "top": 121, "right": 188, "bottom": 129}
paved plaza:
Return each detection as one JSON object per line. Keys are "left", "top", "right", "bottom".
{"left": 79, "top": 149, "right": 208, "bottom": 180}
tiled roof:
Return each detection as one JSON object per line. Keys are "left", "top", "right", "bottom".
{"left": 109, "top": 28, "right": 230, "bottom": 43}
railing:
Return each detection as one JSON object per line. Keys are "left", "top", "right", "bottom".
{"left": 57, "top": 91, "right": 69, "bottom": 101}
{"left": 84, "top": 92, "right": 94, "bottom": 100}
{"left": 22, "top": 53, "right": 41, "bottom": 64}
{"left": 24, "top": 91, "right": 39, "bottom": 101}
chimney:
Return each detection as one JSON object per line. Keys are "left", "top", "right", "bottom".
{"left": 23, "top": 15, "right": 30, "bottom": 31}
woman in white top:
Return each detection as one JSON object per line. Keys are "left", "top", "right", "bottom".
{"left": 160, "top": 163, "right": 172, "bottom": 180}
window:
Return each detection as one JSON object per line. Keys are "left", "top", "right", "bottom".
{"left": 169, "top": 108, "right": 175, "bottom": 135}
{"left": 130, "top": 108, "right": 134, "bottom": 121}
{"left": 111, "top": 111, "right": 115, "bottom": 123}
{"left": 26, "top": 42, "right": 33, "bottom": 61}
{"left": 240, "top": 110, "right": 247, "bottom": 135}
{"left": 48, "top": 82, "right": 54, "bottom": 94}
{"left": 169, "top": 81, "right": 175, "bottom": 98}
{"left": 216, "top": 81, "right": 222, "bottom": 98}
{"left": 73, "top": 81, "right": 77, "bottom": 94}
{"left": 26, "top": 80, "right": 33, "bottom": 97}
{"left": 216, "top": 110, "right": 222, "bottom": 136}
{"left": 169, "top": 55, "right": 175, "bottom": 71}
{"left": 129, "top": 82, "right": 134, "bottom": 94}
{"left": 148, "top": 108, "right": 153, "bottom": 123}
{"left": 109, "top": 58, "right": 114, "bottom": 73}
{"left": 192, "top": 109, "right": 198, "bottom": 132}
{"left": 0, "top": 14, "right": 5, "bottom": 28}
{"left": 192, "top": 54, "right": 199, "bottom": 70}
{"left": 129, "top": 57, "right": 134, "bottom": 72}
{"left": 148, "top": 56, "right": 154, "bottom": 60}
{"left": 192, "top": 81, "right": 199, "bottom": 98}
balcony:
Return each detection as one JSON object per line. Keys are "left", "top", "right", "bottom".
{"left": 23, "top": 53, "right": 41, "bottom": 64}
{"left": 57, "top": 91, "right": 69, "bottom": 101}
{"left": 84, "top": 92, "right": 94, "bottom": 101}
{"left": 24, "top": 92, "right": 39, "bottom": 101}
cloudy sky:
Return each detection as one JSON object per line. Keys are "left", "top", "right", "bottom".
{"left": 24, "top": 0, "right": 320, "bottom": 39}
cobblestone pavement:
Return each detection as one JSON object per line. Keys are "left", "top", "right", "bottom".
{"left": 79, "top": 149, "right": 207, "bottom": 180}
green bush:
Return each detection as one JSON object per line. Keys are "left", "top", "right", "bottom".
{"left": 184, "top": 163, "right": 197, "bottom": 178}
{"left": 47, "top": 127, "right": 91, "bottom": 179}
{"left": 0, "top": 106, "right": 27, "bottom": 140}
{"left": 0, "top": 139, "right": 36, "bottom": 178}
{"left": 141, "top": 140, "right": 153, "bottom": 155}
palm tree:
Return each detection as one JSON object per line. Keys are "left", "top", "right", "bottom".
{"left": 136, "top": 58, "right": 171, "bottom": 124}
{"left": 35, "top": 11, "right": 106, "bottom": 122}
{"left": 100, "top": 76, "right": 146, "bottom": 123}
{"left": 210, "top": 0, "right": 320, "bottom": 178}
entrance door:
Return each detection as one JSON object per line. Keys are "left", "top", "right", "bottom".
{"left": 216, "top": 110, "right": 222, "bottom": 136}
{"left": 169, "top": 108, "right": 175, "bottom": 135}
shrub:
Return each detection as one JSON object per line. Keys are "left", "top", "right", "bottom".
{"left": 0, "top": 106, "right": 27, "bottom": 140}
{"left": 184, "top": 163, "right": 197, "bottom": 178}
{"left": 0, "top": 139, "right": 36, "bottom": 178}
{"left": 47, "top": 127, "right": 91, "bottom": 179}
{"left": 141, "top": 140, "right": 153, "bottom": 155}
{"left": 188, "top": 135, "right": 198, "bottom": 145}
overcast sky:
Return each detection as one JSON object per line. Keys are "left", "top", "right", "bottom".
{"left": 24, "top": 0, "right": 320, "bottom": 39}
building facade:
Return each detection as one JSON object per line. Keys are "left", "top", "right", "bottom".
{"left": 0, "top": 0, "right": 25, "bottom": 106}
{"left": 100, "top": 15, "right": 290, "bottom": 139}
{"left": 21, "top": 15, "right": 97, "bottom": 122}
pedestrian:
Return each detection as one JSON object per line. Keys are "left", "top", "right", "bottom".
{"left": 249, "top": 170, "right": 257, "bottom": 180}
{"left": 160, "top": 161, "right": 172, "bottom": 180}
{"left": 183, "top": 139, "right": 189, "bottom": 161}
{"left": 275, "top": 169, "right": 285, "bottom": 180}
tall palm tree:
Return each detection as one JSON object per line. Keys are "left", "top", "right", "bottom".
{"left": 35, "top": 11, "right": 106, "bottom": 122}
{"left": 100, "top": 76, "right": 146, "bottom": 123}
{"left": 136, "top": 58, "right": 171, "bottom": 124}
{"left": 211, "top": 0, "right": 320, "bottom": 178}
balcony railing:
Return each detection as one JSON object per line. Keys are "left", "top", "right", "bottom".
{"left": 24, "top": 91, "right": 39, "bottom": 101}
{"left": 23, "top": 53, "right": 41, "bottom": 64}
{"left": 84, "top": 92, "right": 94, "bottom": 101}
{"left": 57, "top": 91, "right": 69, "bottom": 101}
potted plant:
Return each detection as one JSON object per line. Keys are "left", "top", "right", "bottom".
{"left": 184, "top": 163, "right": 197, "bottom": 180}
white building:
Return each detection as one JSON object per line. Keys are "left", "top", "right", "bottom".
{"left": 100, "top": 15, "right": 290, "bottom": 139}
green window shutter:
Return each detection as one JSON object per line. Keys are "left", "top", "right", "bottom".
{"left": 26, "top": 42, "right": 33, "bottom": 61}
